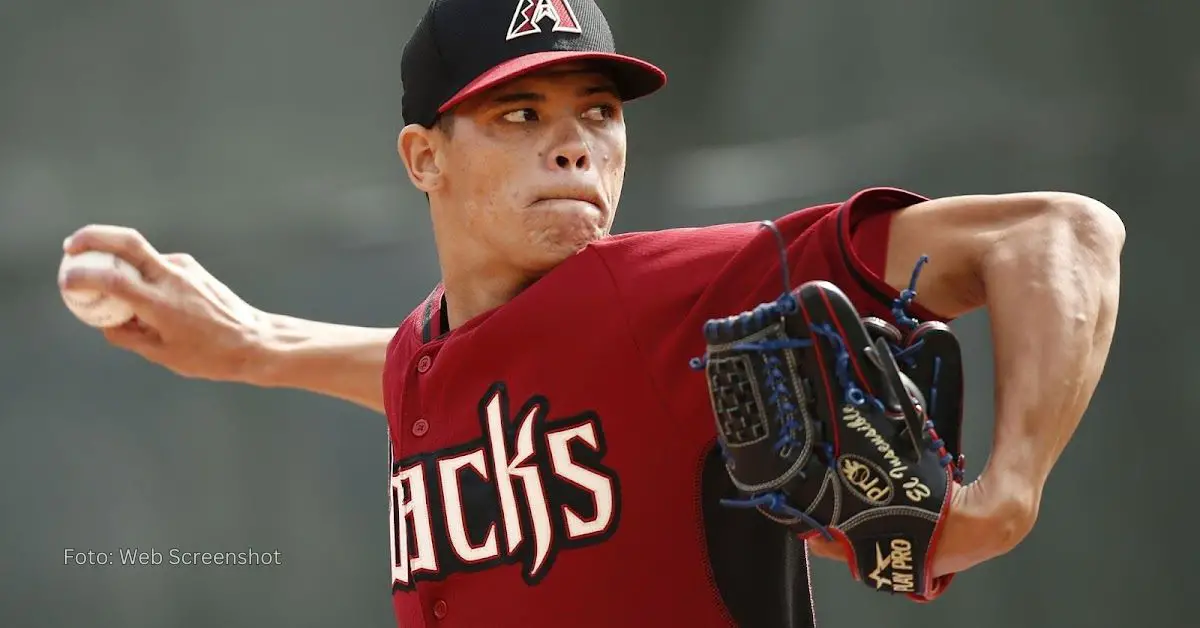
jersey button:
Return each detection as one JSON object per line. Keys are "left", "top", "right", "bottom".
{"left": 416, "top": 355, "right": 433, "bottom": 374}
{"left": 432, "top": 599, "right": 448, "bottom": 620}
{"left": 411, "top": 419, "right": 429, "bottom": 437}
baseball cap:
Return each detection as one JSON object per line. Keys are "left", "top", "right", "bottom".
{"left": 401, "top": 0, "right": 667, "bottom": 128}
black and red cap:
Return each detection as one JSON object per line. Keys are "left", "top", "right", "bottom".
{"left": 401, "top": 0, "right": 667, "bottom": 127}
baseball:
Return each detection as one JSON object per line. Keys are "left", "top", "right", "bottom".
{"left": 59, "top": 251, "right": 141, "bottom": 328}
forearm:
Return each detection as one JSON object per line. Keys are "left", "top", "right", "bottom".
{"left": 248, "top": 314, "right": 397, "bottom": 414}
{"left": 979, "top": 199, "right": 1124, "bottom": 506}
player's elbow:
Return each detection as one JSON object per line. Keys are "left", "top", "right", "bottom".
{"left": 1042, "top": 193, "right": 1126, "bottom": 259}
{"left": 986, "top": 192, "right": 1125, "bottom": 274}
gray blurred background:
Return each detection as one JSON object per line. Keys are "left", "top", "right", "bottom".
{"left": 2, "top": 0, "right": 1194, "bottom": 626}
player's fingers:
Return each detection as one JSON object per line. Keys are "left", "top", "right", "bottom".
{"left": 59, "top": 264, "right": 160, "bottom": 310}
{"left": 164, "top": 251, "right": 246, "bottom": 308}
{"left": 163, "top": 253, "right": 198, "bottom": 269}
{"left": 163, "top": 252, "right": 223, "bottom": 285}
{"left": 102, "top": 319, "right": 163, "bottom": 351}
{"left": 63, "top": 225, "right": 171, "bottom": 281}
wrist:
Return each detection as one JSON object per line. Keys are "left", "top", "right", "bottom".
{"left": 238, "top": 311, "right": 292, "bottom": 388}
{"left": 975, "top": 464, "right": 1043, "bottom": 550}
{"left": 932, "top": 474, "right": 1041, "bottom": 578}
{"left": 981, "top": 454, "right": 1046, "bottom": 507}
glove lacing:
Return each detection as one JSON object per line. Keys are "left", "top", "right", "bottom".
{"left": 889, "top": 256, "right": 961, "bottom": 481}
{"left": 689, "top": 222, "right": 960, "bottom": 540}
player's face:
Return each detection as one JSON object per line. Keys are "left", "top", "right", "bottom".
{"left": 430, "top": 64, "right": 627, "bottom": 273}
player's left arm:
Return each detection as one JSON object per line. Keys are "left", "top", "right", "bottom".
{"left": 886, "top": 191, "right": 1125, "bottom": 570}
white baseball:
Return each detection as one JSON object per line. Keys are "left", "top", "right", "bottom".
{"left": 59, "top": 251, "right": 141, "bottom": 328}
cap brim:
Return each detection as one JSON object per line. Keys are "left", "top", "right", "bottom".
{"left": 437, "top": 51, "right": 667, "bottom": 115}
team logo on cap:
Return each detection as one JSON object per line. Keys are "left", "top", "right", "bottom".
{"left": 506, "top": 0, "right": 582, "bottom": 41}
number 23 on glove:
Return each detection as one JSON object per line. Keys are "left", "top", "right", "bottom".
{"left": 690, "top": 223, "right": 966, "bottom": 602}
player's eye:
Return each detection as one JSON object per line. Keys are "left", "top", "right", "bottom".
{"left": 502, "top": 108, "right": 539, "bottom": 123}
{"left": 582, "top": 104, "right": 616, "bottom": 122}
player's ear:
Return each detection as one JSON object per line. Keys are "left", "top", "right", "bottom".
{"left": 398, "top": 124, "right": 444, "bottom": 194}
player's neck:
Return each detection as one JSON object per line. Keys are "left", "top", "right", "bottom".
{"left": 430, "top": 204, "right": 542, "bottom": 330}
{"left": 433, "top": 234, "right": 538, "bottom": 330}
{"left": 440, "top": 267, "right": 537, "bottom": 330}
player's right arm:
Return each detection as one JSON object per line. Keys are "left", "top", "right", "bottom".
{"left": 60, "top": 225, "right": 394, "bottom": 414}
{"left": 242, "top": 315, "right": 396, "bottom": 414}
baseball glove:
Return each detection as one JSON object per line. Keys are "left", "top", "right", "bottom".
{"left": 690, "top": 222, "right": 966, "bottom": 601}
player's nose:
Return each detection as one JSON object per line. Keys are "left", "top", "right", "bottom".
{"left": 547, "top": 125, "right": 592, "bottom": 172}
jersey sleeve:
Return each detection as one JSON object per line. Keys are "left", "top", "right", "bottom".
{"left": 593, "top": 187, "right": 944, "bottom": 424}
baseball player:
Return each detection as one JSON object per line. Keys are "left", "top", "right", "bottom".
{"left": 59, "top": 0, "right": 1125, "bottom": 626}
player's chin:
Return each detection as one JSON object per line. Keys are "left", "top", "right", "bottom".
{"left": 533, "top": 205, "right": 608, "bottom": 239}
{"left": 522, "top": 219, "right": 607, "bottom": 269}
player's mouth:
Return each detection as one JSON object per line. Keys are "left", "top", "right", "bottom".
{"left": 533, "top": 190, "right": 606, "bottom": 213}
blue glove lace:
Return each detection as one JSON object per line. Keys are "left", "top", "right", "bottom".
{"left": 888, "top": 256, "right": 961, "bottom": 480}
{"left": 689, "top": 222, "right": 957, "bottom": 539}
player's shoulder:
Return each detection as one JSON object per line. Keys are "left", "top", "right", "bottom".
{"left": 587, "top": 186, "right": 927, "bottom": 287}
{"left": 591, "top": 185, "right": 922, "bottom": 256}
{"left": 590, "top": 222, "right": 759, "bottom": 262}
{"left": 585, "top": 194, "right": 845, "bottom": 269}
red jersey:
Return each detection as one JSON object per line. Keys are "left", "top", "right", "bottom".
{"left": 384, "top": 188, "right": 942, "bottom": 627}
